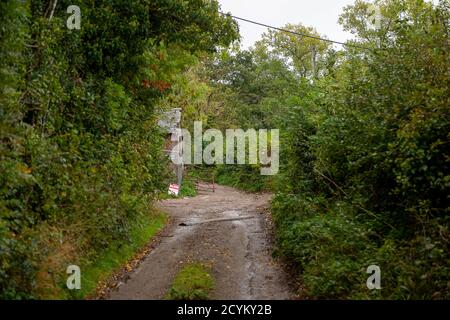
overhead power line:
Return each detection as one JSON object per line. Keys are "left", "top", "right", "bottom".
{"left": 220, "top": 12, "right": 376, "bottom": 51}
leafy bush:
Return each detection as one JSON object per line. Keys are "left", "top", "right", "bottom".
{"left": 0, "top": 0, "right": 237, "bottom": 299}
{"left": 272, "top": 194, "right": 449, "bottom": 299}
{"left": 270, "top": 0, "right": 449, "bottom": 299}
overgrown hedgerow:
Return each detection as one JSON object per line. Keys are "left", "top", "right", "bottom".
{"left": 0, "top": 0, "right": 238, "bottom": 299}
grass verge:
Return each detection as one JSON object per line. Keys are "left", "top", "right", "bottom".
{"left": 166, "top": 263, "right": 215, "bottom": 300}
{"left": 65, "top": 211, "right": 167, "bottom": 299}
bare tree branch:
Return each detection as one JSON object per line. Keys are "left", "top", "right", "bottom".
{"left": 45, "top": 0, "right": 58, "bottom": 20}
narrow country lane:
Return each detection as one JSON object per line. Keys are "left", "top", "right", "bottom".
{"left": 107, "top": 183, "right": 293, "bottom": 300}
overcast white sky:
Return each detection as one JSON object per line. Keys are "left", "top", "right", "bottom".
{"left": 218, "top": 0, "right": 439, "bottom": 49}
{"left": 218, "top": 0, "right": 358, "bottom": 49}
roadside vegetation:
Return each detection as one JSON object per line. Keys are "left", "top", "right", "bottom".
{"left": 1, "top": 0, "right": 448, "bottom": 300}
{"left": 68, "top": 211, "right": 166, "bottom": 299}
{"left": 167, "top": 263, "right": 215, "bottom": 300}
{"left": 185, "top": 0, "right": 449, "bottom": 299}
{"left": 0, "top": 0, "right": 237, "bottom": 299}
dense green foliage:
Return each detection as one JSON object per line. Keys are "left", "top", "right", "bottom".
{"left": 194, "top": 0, "right": 449, "bottom": 299}
{"left": 1, "top": 0, "right": 448, "bottom": 300}
{"left": 0, "top": 0, "right": 237, "bottom": 299}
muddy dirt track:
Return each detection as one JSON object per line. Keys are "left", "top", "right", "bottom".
{"left": 107, "top": 184, "right": 293, "bottom": 300}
